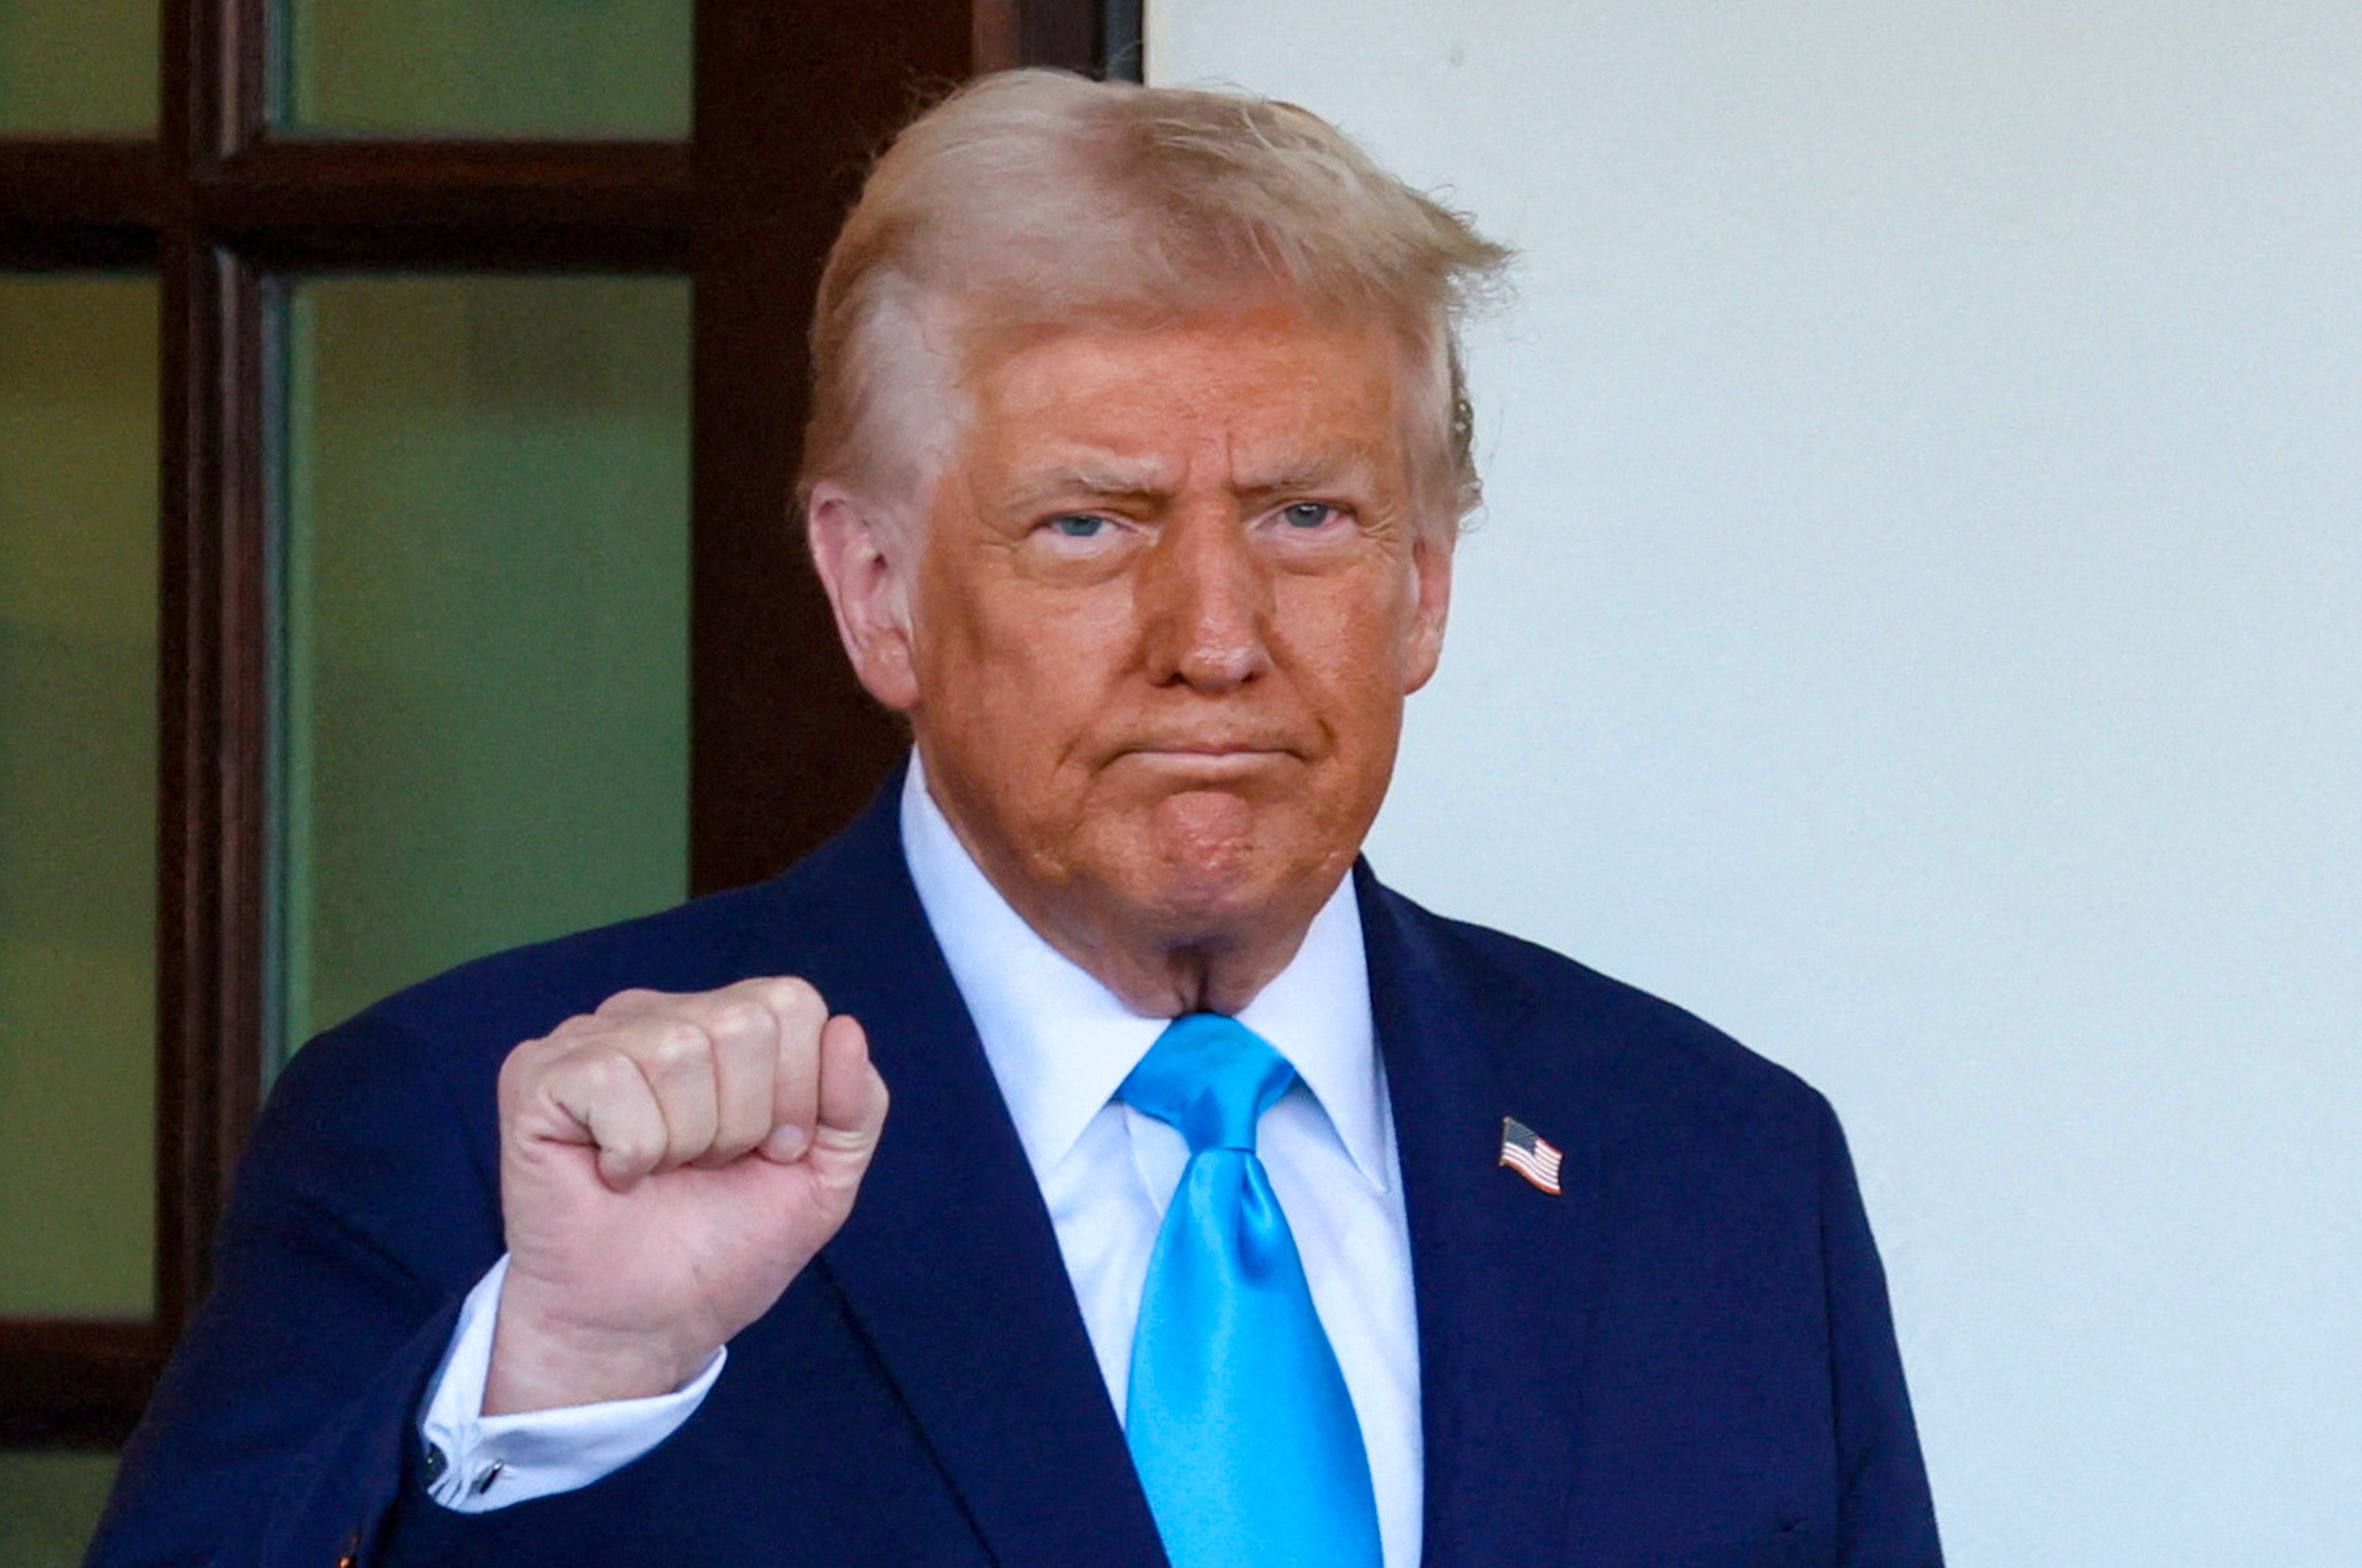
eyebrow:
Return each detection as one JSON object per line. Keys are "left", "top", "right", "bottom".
{"left": 1002, "top": 462, "right": 1174, "bottom": 510}
{"left": 1230, "top": 452, "right": 1374, "bottom": 501}
{"left": 1002, "top": 449, "right": 1378, "bottom": 511}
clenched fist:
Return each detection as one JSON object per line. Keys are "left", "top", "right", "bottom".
{"left": 485, "top": 976, "right": 889, "bottom": 1414}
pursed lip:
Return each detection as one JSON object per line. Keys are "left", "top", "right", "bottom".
{"left": 1112, "top": 738, "right": 1302, "bottom": 759}
{"left": 1106, "top": 741, "right": 1305, "bottom": 775}
{"left": 1128, "top": 743, "right": 1286, "bottom": 755}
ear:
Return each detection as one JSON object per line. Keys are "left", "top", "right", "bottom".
{"left": 807, "top": 483, "right": 921, "bottom": 712}
{"left": 1401, "top": 527, "right": 1455, "bottom": 694}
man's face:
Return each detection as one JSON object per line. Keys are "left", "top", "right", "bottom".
{"left": 832, "top": 305, "right": 1452, "bottom": 1000}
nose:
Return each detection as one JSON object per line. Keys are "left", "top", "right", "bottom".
{"left": 1139, "top": 512, "right": 1273, "bottom": 693}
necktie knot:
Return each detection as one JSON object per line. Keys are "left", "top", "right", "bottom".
{"left": 1120, "top": 1013, "right": 1295, "bottom": 1153}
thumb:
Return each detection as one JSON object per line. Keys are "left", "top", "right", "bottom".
{"left": 806, "top": 1013, "right": 889, "bottom": 1177}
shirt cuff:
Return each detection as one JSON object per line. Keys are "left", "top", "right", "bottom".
{"left": 415, "top": 1254, "right": 726, "bottom": 1512}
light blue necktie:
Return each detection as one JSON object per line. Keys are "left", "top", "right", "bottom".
{"left": 1119, "top": 1013, "right": 1384, "bottom": 1568}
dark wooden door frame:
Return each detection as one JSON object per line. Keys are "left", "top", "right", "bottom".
{"left": 1, "top": 0, "right": 1136, "bottom": 1450}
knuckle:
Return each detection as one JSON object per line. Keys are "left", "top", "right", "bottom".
{"left": 643, "top": 1024, "right": 710, "bottom": 1074}
{"left": 573, "top": 1047, "right": 634, "bottom": 1097}
{"left": 497, "top": 1037, "right": 543, "bottom": 1090}
{"left": 501, "top": 1029, "right": 584, "bottom": 1101}
{"left": 758, "top": 976, "right": 826, "bottom": 1031}
{"left": 595, "top": 986, "right": 660, "bottom": 1017}
{"left": 708, "top": 998, "right": 772, "bottom": 1045}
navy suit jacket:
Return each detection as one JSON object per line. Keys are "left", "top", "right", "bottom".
{"left": 92, "top": 776, "right": 1942, "bottom": 1567}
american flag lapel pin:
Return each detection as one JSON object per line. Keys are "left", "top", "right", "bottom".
{"left": 1499, "top": 1115, "right": 1564, "bottom": 1195}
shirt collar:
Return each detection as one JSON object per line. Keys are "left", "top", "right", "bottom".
{"left": 898, "top": 753, "right": 1388, "bottom": 1192}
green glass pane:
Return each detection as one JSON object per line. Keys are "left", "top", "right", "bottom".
{"left": 0, "top": 276, "right": 158, "bottom": 1319}
{"left": 0, "top": 0, "right": 157, "bottom": 134}
{"left": 0, "top": 1453, "right": 118, "bottom": 1568}
{"left": 279, "top": 275, "right": 690, "bottom": 1051}
{"left": 281, "top": 0, "right": 690, "bottom": 139}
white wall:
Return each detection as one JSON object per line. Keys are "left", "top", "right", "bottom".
{"left": 1152, "top": 5, "right": 2361, "bottom": 1564}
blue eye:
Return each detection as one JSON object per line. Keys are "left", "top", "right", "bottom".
{"left": 1281, "top": 502, "right": 1334, "bottom": 529}
{"left": 1051, "top": 514, "right": 1107, "bottom": 538}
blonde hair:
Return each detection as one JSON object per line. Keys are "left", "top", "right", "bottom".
{"left": 801, "top": 69, "right": 1512, "bottom": 536}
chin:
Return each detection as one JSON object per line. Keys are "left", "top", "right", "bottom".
{"left": 1100, "top": 804, "right": 1327, "bottom": 939}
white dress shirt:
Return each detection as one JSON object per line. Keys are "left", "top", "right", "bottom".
{"left": 420, "top": 759, "right": 1424, "bottom": 1566}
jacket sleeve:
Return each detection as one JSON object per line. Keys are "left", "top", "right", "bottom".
{"left": 85, "top": 1010, "right": 506, "bottom": 1568}
{"left": 1816, "top": 1097, "right": 1946, "bottom": 1567}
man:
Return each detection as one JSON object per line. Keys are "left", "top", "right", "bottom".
{"left": 93, "top": 71, "right": 1941, "bottom": 1567}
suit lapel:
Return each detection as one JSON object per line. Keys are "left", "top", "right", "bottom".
{"left": 1358, "top": 868, "right": 1599, "bottom": 1566}
{"left": 739, "top": 784, "right": 1167, "bottom": 1566}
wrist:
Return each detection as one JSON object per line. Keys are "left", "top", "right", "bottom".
{"left": 483, "top": 1288, "right": 715, "bottom": 1415}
